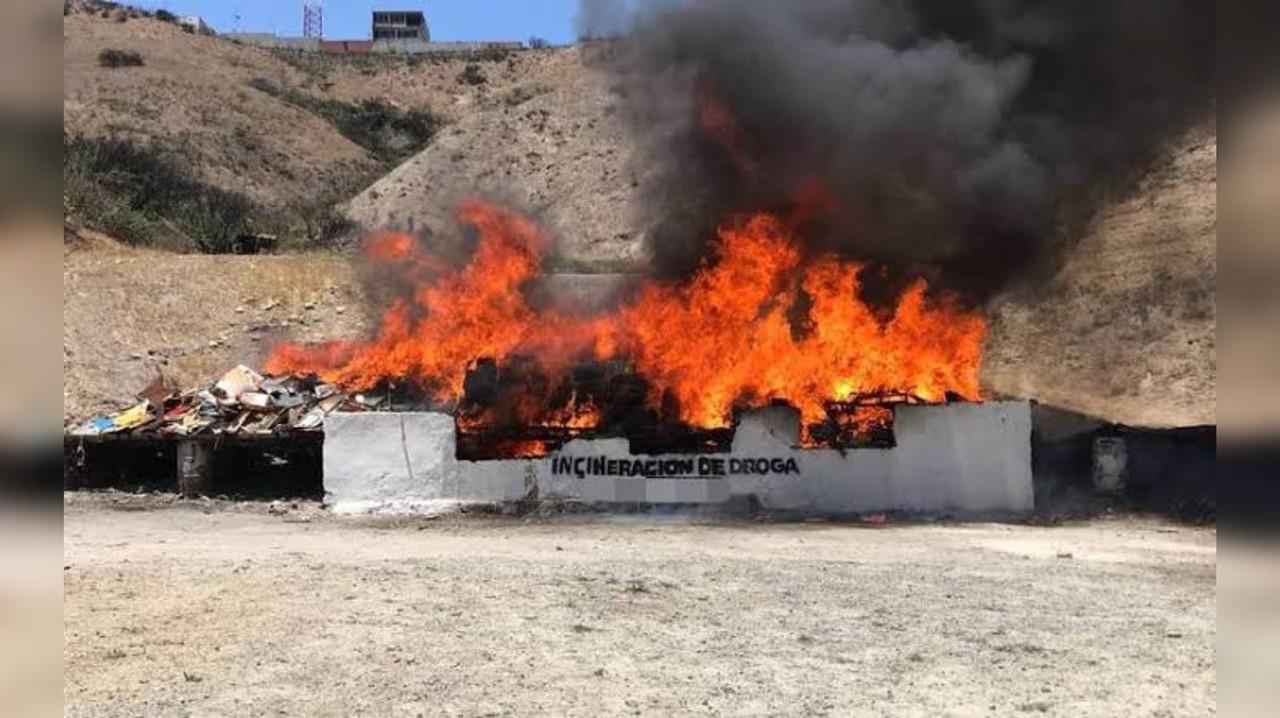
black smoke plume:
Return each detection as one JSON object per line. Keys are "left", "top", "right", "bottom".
{"left": 597, "top": 0, "right": 1214, "bottom": 301}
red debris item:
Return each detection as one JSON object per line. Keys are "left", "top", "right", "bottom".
{"left": 162, "top": 402, "right": 191, "bottom": 421}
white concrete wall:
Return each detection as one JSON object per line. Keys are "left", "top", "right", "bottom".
{"left": 324, "top": 412, "right": 530, "bottom": 514}
{"left": 323, "top": 402, "right": 1034, "bottom": 516}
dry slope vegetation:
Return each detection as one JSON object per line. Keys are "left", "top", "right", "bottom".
{"left": 63, "top": 4, "right": 374, "bottom": 214}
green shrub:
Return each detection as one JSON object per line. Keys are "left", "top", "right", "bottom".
{"left": 63, "top": 135, "right": 256, "bottom": 253}
{"left": 246, "top": 78, "right": 437, "bottom": 164}
{"left": 98, "top": 49, "right": 145, "bottom": 68}
{"left": 289, "top": 192, "right": 358, "bottom": 248}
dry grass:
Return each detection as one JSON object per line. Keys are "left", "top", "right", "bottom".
{"left": 62, "top": 231, "right": 367, "bottom": 423}
{"left": 63, "top": 8, "right": 374, "bottom": 210}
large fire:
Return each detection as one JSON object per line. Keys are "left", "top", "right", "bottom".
{"left": 265, "top": 199, "right": 985, "bottom": 447}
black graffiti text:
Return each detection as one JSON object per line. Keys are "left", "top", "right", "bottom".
{"left": 549, "top": 455, "right": 800, "bottom": 479}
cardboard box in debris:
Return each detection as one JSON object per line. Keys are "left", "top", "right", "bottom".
{"left": 70, "top": 365, "right": 386, "bottom": 437}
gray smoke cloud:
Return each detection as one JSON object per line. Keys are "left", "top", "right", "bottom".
{"left": 575, "top": 0, "right": 631, "bottom": 40}
{"left": 594, "top": 0, "right": 1213, "bottom": 301}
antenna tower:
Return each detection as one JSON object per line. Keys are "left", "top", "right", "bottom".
{"left": 302, "top": 0, "right": 324, "bottom": 39}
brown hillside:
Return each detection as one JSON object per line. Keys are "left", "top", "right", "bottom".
{"left": 346, "top": 46, "right": 641, "bottom": 268}
{"left": 984, "top": 125, "right": 1217, "bottom": 427}
{"left": 63, "top": 6, "right": 373, "bottom": 209}
{"left": 63, "top": 4, "right": 542, "bottom": 213}
{"left": 287, "top": 44, "right": 567, "bottom": 127}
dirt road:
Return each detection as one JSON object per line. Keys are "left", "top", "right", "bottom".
{"left": 63, "top": 494, "right": 1216, "bottom": 716}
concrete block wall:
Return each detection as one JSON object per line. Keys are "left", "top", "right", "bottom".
{"left": 323, "top": 402, "right": 1034, "bottom": 516}
{"left": 371, "top": 39, "right": 433, "bottom": 54}
{"left": 420, "top": 41, "right": 525, "bottom": 54}
{"left": 224, "top": 33, "right": 525, "bottom": 56}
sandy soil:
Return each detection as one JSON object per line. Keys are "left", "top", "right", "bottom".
{"left": 63, "top": 494, "right": 1216, "bottom": 717}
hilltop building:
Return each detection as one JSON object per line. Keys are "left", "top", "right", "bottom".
{"left": 227, "top": 8, "right": 520, "bottom": 55}
{"left": 372, "top": 11, "right": 430, "bottom": 42}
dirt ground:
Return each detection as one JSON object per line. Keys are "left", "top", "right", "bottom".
{"left": 63, "top": 493, "right": 1216, "bottom": 717}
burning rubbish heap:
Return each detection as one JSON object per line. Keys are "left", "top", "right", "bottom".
{"left": 69, "top": 365, "right": 385, "bottom": 438}
{"left": 68, "top": 197, "right": 985, "bottom": 454}
{"left": 261, "top": 199, "right": 985, "bottom": 458}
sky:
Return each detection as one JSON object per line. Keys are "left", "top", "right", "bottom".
{"left": 132, "top": 0, "right": 582, "bottom": 45}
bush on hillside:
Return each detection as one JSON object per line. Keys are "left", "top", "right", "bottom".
{"left": 246, "top": 78, "right": 437, "bottom": 164}
{"left": 289, "top": 192, "right": 357, "bottom": 249}
{"left": 457, "top": 64, "right": 487, "bottom": 86}
{"left": 64, "top": 135, "right": 256, "bottom": 253}
{"left": 98, "top": 49, "right": 144, "bottom": 68}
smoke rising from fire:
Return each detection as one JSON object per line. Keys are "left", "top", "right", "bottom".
{"left": 600, "top": 0, "right": 1213, "bottom": 299}
{"left": 575, "top": 0, "right": 630, "bottom": 40}
{"left": 266, "top": 2, "right": 1211, "bottom": 449}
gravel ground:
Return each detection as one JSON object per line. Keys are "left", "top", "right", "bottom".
{"left": 63, "top": 493, "right": 1216, "bottom": 717}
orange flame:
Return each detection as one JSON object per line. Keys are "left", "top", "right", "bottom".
{"left": 266, "top": 199, "right": 985, "bottom": 439}
{"left": 364, "top": 231, "right": 416, "bottom": 261}
{"left": 696, "top": 80, "right": 759, "bottom": 178}
{"left": 267, "top": 200, "right": 550, "bottom": 401}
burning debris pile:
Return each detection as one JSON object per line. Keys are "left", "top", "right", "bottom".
{"left": 263, "top": 199, "right": 985, "bottom": 456}
{"left": 70, "top": 365, "right": 386, "bottom": 438}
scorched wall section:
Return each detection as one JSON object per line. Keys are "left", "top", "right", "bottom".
{"left": 323, "top": 402, "right": 1034, "bottom": 516}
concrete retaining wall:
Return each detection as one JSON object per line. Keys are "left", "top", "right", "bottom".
{"left": 323, "top": 402, "right": 1034, "bottom": 516}
{"left": 226, "top": 33, "right": 321, "bottom": 52}
{"left": 225, "top": 33, "right": 523, "bottom": 55}
{"left": 370, "top": 38, "right": 433, "bottom": 54}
